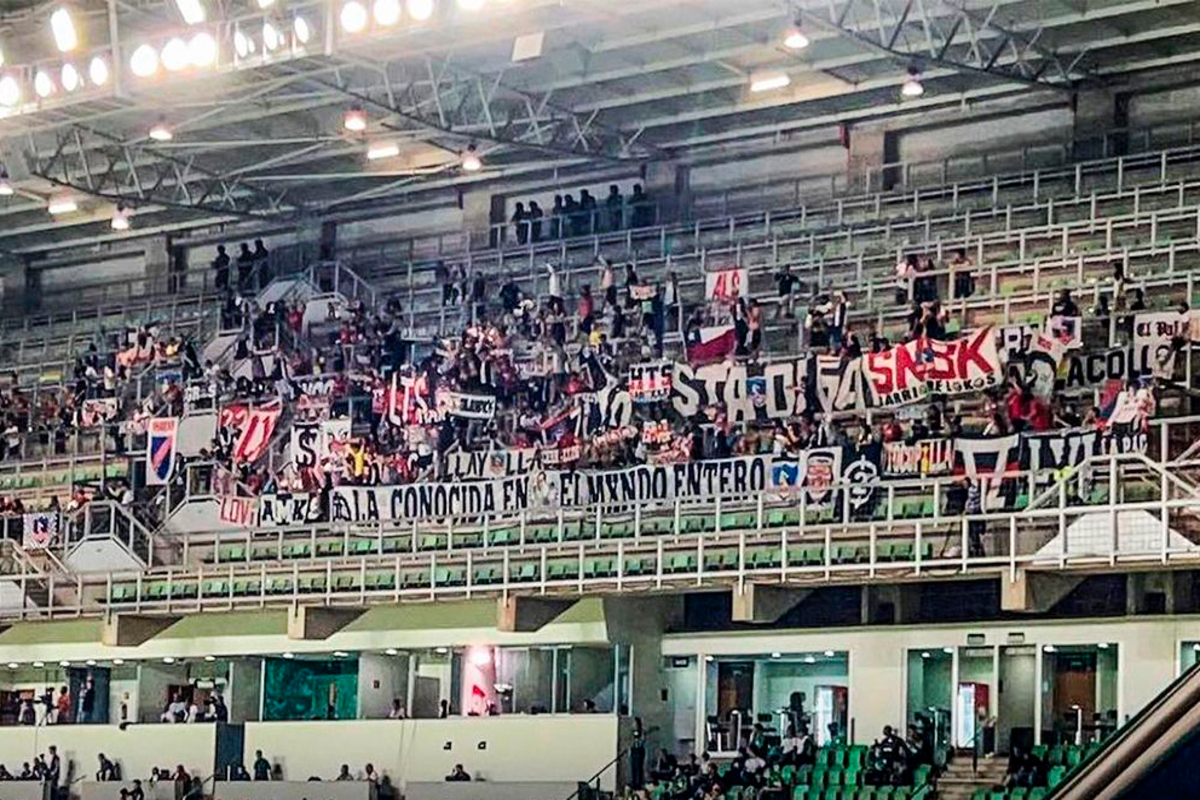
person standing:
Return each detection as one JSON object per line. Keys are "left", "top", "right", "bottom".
{"left": 252, "top": 750, "right": 271, "bottom": 781}
{"left": 212, "top": 245, "right": 230, "bottom": 291}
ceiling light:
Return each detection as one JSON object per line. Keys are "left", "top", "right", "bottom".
{"left": 374, "top": 0, "right": 401, "bottom": 25}
{"left": 175, "top": 0, "right": 206, "bottom": 25}
{"left": 0, "top": 75, "right": 20, "bottom": 106}
{"left": 901, "top": 67, "right": 924, "bottom": 98}
{"left": 784, "top": 25, "right": 809, "bottom": 50}
{"left": 804, "top": 655, "right": 816, "bottom": 664}
{"left": 385, "top": 648, "right": 399, "bottom": 656}
{"left": 162, "top": 37, "right": 190, "bottom": 71}
{"left": 48, "top": 192, "right": 77, "bottom": 215}
{"left": 6, "top": 663, "right": 16, "bottom": 669}
{"left": 943, "top": 647, "right": 954, "bottom": 654}
{"left": 32, "top": 661, "right": 45, "bottom": 668}
{"left": 89, "top": 55, "right": 109, "bottom": 85}
{"left": 51, "top": 8, "right": 78, "bottom": 52}
{"left": 130, "top": 44, "right": 159, "bottom": 77}
{"left": 112, "top": 659, "right": 124, "bottom": 665}
{"left": 343, "top": 106, "right": 367, "bottom": 132}
{"left": 85, "top": 659, "right": 96, "bottom": 666}
{"left": 262, "top": 21, "right": 280, "bottom": 51}
{"left": 234, "top": 30, "right": 252, "bottom": 58}
{"left": 823, "top": 650, "right": 835, "bottom": 658}
{"left": 340, "top": 0, "right": 368, "bottom": 32}
{"left": 920, "top": 651, "right": 931, "bottom": 659}
{"left": 1044, "top": 645, "right": 1056, "bottom": 653}
{"left": 0, "top": 170, "right": 12, "bottom": 196}
{"left": 704, "top": 655, "right": 714, "bottom": 663}
{"left": 58, "top": 660, "right": 71, "bottom": 667}
{"left": 407, "top": 0, "right": 434, "bottom": 20}
{"left": 203, "top": 655, "right": 216, "bottom": 662}
{"left": 367, "top": 140, "right": 400, "bottom": 160}
{"left": 750, "top": 71, "right": 790, "bottom": 93}
{"left": 333, "top": 650, "right": 350, "bottom": 658}
{"left": 282, "top": 652, "right": 295, "bottom": 659}
{"left": 461, "top": 144, "right": 482, "bottom": 172}
{"left": 189, "top": 31, "right": 217, "bottom": 66}
{"left": 257, "top": 0, "right": 276, "bottom": 6}
{"left": 149, "top": 118, "right": 173, "bottom": 141}
{"left": 458, "top": 0, "right": 485, "bottom": 9}
{"left": 162, "top": 656, "right": 176, "bottom": 664}
{"left": 111, "top": 206, "right": 130, "bottom": 231}
{"left": 1098, "top": 642, "right": 1109, "bottom": 650}
{"left": 61, "top": 63, "right": 79, "bottom": 92}
{"left": 34, "top": 71, "right": 55, "bottom": 98}
{"left": 435, "top": 646, "right": 449, "bottom": 655}
{"left": 770, "top": 652, "right": 782, "bottom": 659}
{"left": 293, "top": 16, "right": 312, "bottom": 43}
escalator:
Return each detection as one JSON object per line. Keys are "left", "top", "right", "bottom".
{"left": 1049, "top": 662, "right": 1200, "bottom": 800}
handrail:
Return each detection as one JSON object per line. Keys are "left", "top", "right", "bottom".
{"left": 1048, "top": 662, "right": 1200, "bottom": 800}
{"left": 561, "top": 724, "right": 657, "bottom": 800}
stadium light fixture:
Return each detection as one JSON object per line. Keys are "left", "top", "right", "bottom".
{"left": 234, "top": 29, "right": 252, "bottom": 58}
{"left": 783, "top": 24, "right": 809, "bottom": 50}
{"left": 0, "top": 170, "right": 12, "bottom": 196}
{"left": 901, "top": 67, "right": 924, "bottom": 98}
{"left": 435, "top": 646, "right": 449, "bottom": 654}
{"left": 61, "top": 63, "right": 80, "bottom": 91}
{"left": 333, "top": 650, "right": 350, "bottom": 658}
{"left": 130, "top": 44, "right": 160, "bottom": 77}
{"left": 58, "top": 659, "right": 71, "bottom": 667}
{"left": 0, "top": 75, "right": 18, "bottom": 106}
{"left": 340, "top": 0, "right": 369, "bottom": 32}
{"left": 461, "top": 143, "right": 482, "bottom": 172}
{"left": 282, "top": 652, "right": 295, "bottom": 659}
{"left": 749, "top": 70, "right": 790, "bottom": 92}
{"left": 408, "top": 0, "right": 434, "bottom": 20}
{"left": 34, "top": 70, "right": 55, "bottom": 98}
{"left": 343, "top": 105, "right": 367, "bottom": 132}
{"left": 111, "top": 205, "right": 130, "bottom": 230}
{"left": 823, "top": 650, "right": 835, "bottom": 658}
{"left": 51, "top": 8, "right": 78, "bottom": 52}
{"left": 374, "top": 0, "right": 401, "bottom": 25}
{"left": 204, "top": 655, "right": 216, "bottom": 662}
{"left": 85, "top": 659, "right": 97, "bottom": 666}
{"left": 770, "top": 652, "right": 782, "bottom": 659}
{"left": 920, "top": 651, "right": 931, "bottom": 659}
{"left": 89, "top": 55, "right": 109, "bottom": 85}
{"left": 162, "top": 37, "right": 190, "bottom": 71}
{"left": 262, "top": 20, "right": 281, "bottom": 51}
{"left": 385, "top": 648, "right": 399, "bottom": 656}
{"left": 189, "top": 31, "right": 217, "bottom": 66}
{"left": 367, "top": 140, "right": 400, "bottom": 160}
{"left": 112, "top": 659, "right": 124, "bottom": 665}
{"left": 32, "top": 661, "right": 44, "bottom": 668}
{"left": 162, "top": 657, "right": 176, "bottom": 664}
{"left": 48, "top": 192, "right": 77, "bottom": 215}
{"left": 293, "top": 16, "right": 312, "bottom": 43}
{"left": 149, "top": 117, "right": 173, "bottom": 141}
{"left": 175, "top": 0, "right": 206, "bottom": 25}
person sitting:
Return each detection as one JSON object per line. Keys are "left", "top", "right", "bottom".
{"left": 649, "top": 749, "right": 677, "bottom": 783}
{"left": 335, "top": 765, "right": 353, "bottom": 781}
{"left": 445, "top": 765, "right": 471, "bottom": 782}
{"left": 388, "top": 698, "right": 406, "bottom": 719}
{"left": 0, "top": 764, "right": 12, "bottom": 781}
{"left": 96, "top": 754, "right": 119, "bottom": 781}
{"left": 129, "top": 779, "right": 145, "bottom": 800}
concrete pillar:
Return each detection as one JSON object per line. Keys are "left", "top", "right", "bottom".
{"left": 286, "top": 605, "right": 365, "bottom": 640}
{"left": 0, "top": 257, "right": 35, "bottom": 315}
{"left": 643, "top": 161, "right": 690, "bottom": 224}
{"left": 102, "top": 613, "right": 180, "bottom": 647}
{"left": 143, "top": 235, "right": 172, "bottom": 295}
{"left": 731, "top": 584, "right": 810, "bottom": 624}
{"left": 847, "top": 126, "right": 886, "bottom": 192}
{"left": 294, "top": 214, "right": 333, "bottom": 264}
{"left": 460, "top": 187, "right": 494, "bottom": 250}
{"left": 1000, "top": 571, "right": 1082, "bottom": 613}
{"left": 496, "top": 596, "right": 577, "bottom": 632}
{"left": 1073, "top": 88, "right": 1120, "bottom": 156}
{"left": 861, "top": 584, "right": 920, "bottom": 625}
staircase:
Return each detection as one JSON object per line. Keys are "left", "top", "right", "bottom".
{"left": 936, "top": 755, "right": 1009, "bottom": 800}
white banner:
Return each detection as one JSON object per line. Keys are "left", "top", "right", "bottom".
{"left": 443, "top": 448, "right": 539, "bottom": 482}
{"left": 704, "top": 268, "right": 748, "bottom": 304}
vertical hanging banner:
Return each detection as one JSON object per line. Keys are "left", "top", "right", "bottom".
{"left": 145, "top": 417, "right": 179, "bottom": 486}
{"left": 801, "top": 447, "right": 843, "bottom": 510}
{"left": 219, "top": 403, "right": 283, "bottom": 463}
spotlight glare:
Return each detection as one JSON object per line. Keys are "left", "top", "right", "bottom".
{"left": 234, "top": 30, "right": 251, "bottom": 58}
{"left": 749, "top": 70, "right": 790, "bottom": 93}
{"left": 407, "top": 0, "right": 434, "bottom": 20}
{"left": 784, "top": 26, "right": 809, "bottom": 50}
{"left": 901, "top": 68, "right": 924, "bottom": 98}
{"left": 340, "top": 0, "right": 368, "bottom": 32}
{"left": 458, "top": 0, "right": 485, "bottom": 9}
{"left": 374, "top": 0, "right": 401, "bottom": 25}
{"left": 111, "top": 206, "right": 130, "bottom": 231}
{"left": 343, "top": 106, "right": 367, "bottom": 132}
{"left": 34, "top": 71, "right": 55, "bottom": 98}
{"left": 175, "top": 0, "right": 206, "bottom": 25}
{"left": 293, "top": 16, "right": 312, "bottom": 43}
{"left": 189, "top": 32, "right": 217, "bottom": 67}
{"left": 130, "top": 44, "right": 159, "bottom": 77}
{"left": 51, "top": 8, "right": 79, "bottom": 52}
{"left": 61, "top": 64, "right": 80, "bottom": 92}
{"left": 367, "top": 140, "right": 400, "bottom": 160}
{"left": 89, "top": 55, "right": 109, "bottom": 85}
{"left": 162, "top": 37, "right": 190, "bottom": 71}
{"left": 262, "top": 21, "right": 280, "bottom": 51}
{"left": 149, "top": 119, "right": 173, "bottom": 142}
{"left": 461, "top": 144, "right": 482, "bottom": 172}
{"left": 0, "top": 75, "right": 19, "bottom": 106}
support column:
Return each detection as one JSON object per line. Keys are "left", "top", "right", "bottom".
{"left": 0, "top": 257, "right": 35, "bottom": 315}
{"left": 102, "top": 612, "right": 181, "bottom": 647}
{"left": 496, "top": 596, "right": 578, "bottom": 632}
{"left": 1000, "top": 570, "right": 1082, "bottom": 613}
{"left": 731, "top": 584, "right": 810, "bottom": 624}
{"left": 643, "top": 161, "right": 690, "bottom": 224}
{"left": 846, "top": 125, "right": 887, "bottom": 192}
{"left": 286, "top": 605, "right": 365, "bottom": 640}
{"left": 143, "top": 235, "right": 172, "bottom": 295}
{"left": 1073, "top": 88, "right": 1120, "bottom": 156}
{"left": 460, "top": 187, "right": 495, "bottom": 251}
{"left": 294, "top": 214, "right": 334, "bottom": 264}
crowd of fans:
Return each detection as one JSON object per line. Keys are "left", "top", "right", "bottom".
{"left": 507, "top": 184, "right": 656, "bottom": 245}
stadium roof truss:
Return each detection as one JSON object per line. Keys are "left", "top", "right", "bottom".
{"left": 2, "top": 0, "right": 1200, "bottom": 251}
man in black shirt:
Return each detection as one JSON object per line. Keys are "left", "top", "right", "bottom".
{"left": 252, "top": 750, "right": 271, "bottom": 781}
{"left": 212, "top": 245, "right": 230, "bottom": 291}
{"left": 445, "top": 765, "right": 471, "bottom": 782}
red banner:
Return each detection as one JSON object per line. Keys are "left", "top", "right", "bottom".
{"left": 865, "top": 327, "right": 1001, "bottom": 407}
{"left": 219, "top": 403, "right": 283, "bottom": 463}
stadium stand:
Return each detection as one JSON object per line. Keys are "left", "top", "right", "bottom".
{"left": 5, "top": 3, "right": 1200, "bottom": 800}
